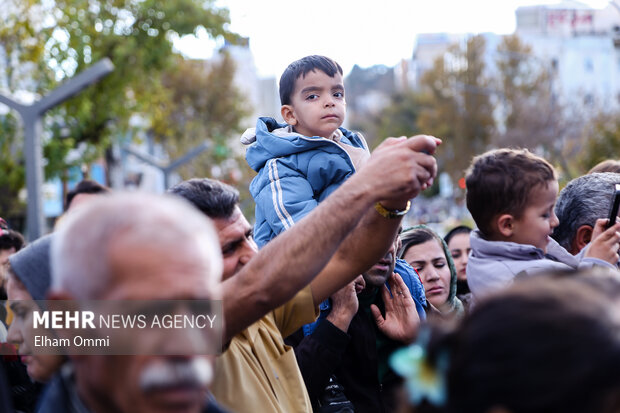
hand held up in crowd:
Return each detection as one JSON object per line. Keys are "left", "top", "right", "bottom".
{"left": 585, "top": 219, "right": 620, "bottom": 265}
{"left": 356, "top": 135, "right": 441, "bottom": 210}
{"left": 370, "top": 272, "right": 419, "bottom": 344}
{"left": 326, "top": 276, "right": 362, "bottom": 332}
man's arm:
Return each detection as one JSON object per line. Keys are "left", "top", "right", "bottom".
{"left": 309, "top": 137, "right": 439, "bottom": 305}
{"left": 222, "top": 135, "right": 439, "bottom": 342}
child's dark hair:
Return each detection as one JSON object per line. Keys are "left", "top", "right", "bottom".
{"left": 279, "top": 55, "right": 343, "bottom": 106}
{"left": 412, "top": 274, "right": 620, "bottom": 413}
{"left": 465, "top": 148, "right": 556, "bottom": 237}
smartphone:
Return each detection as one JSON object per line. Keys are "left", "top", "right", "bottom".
{"left": 606, "top": 184, "right": 620, "bottom": 228}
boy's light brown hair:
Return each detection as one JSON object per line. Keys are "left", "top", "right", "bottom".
{"left": 465, "top": 148, "right": 557, "bottom": 237}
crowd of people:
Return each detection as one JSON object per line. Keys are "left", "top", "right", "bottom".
{"left": 1, "top": 55, "right": 620, "bottom": 413}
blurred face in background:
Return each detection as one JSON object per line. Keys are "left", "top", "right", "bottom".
{"left": 447, "top": 233, "right": 471, "bottom": 282}
{"left": 0, "top": 247, "right": 16, "bottom": 287}
{"left": 6, "top": 272, "right": 63, "bottom": 382}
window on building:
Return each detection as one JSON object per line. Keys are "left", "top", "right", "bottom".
{"left": 551, "top": 58, "right": 559, "bottom": 72}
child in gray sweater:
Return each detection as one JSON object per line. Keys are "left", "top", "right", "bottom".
{"left": 464, "top": 148, "right": 620, "bottom": 299}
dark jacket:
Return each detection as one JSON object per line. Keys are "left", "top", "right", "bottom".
{"left": 287, "top": 291, "right": 407, "bottom": 413}
{"left": 286, "top": 260, "right": 425, "bottom": 413}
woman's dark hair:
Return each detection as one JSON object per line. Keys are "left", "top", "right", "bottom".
{"left": 423, "top": 275, "right": 620, "bottom": 413}
{"left": 398, "top": 226, "right": 437, "bottom": 259}
{"left": 0, "top": 218, "right": 25, "bottom": 252}
{"left": 443, "top": 225, "right": 472, "bottom": 246}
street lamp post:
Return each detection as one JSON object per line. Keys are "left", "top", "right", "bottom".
{"left": 0, "top": 58, "right": 114, "bottom": 240}
{"left": 122, "top": 141, "right": 211, "bottom": 190}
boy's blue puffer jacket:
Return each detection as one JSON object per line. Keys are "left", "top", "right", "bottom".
{"left": 243, "top": 117, "right": 368, "bottom": 248}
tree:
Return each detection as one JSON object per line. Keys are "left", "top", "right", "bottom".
{"left": 575, "top": 112, "right": 620, "bottom": 173}
{"left": 493, "top": 35, "right": 584, "bottom": 180}
{"left": 154, "top": 51, "right": 251, "bottom": 183}
{"left": 366, "top": 90, "right": 422, "bottom": 149}
{"left": 0, "top": 0, "right": 237, "bottom": 217}
{"left": 416, "top": 35, "right": 494, "bottom": 183}
{"left": 345, "top": 64, "right": 396, "bottom": 147}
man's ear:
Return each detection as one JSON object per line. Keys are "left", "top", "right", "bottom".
{"left": 496, "top": 214, "right": 515, "bottom": 238}
{"left": 571, "top": 224, "right": 593, "bottom": 254}
{"left": 281, "top": 105, "right": 297, "bottom": 126}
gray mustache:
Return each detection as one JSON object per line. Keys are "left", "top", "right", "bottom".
{"left": 139, "top": 357, "right": 213, "bottom": 391}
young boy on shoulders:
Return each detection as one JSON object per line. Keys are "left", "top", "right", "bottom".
{"left": 242, "top": 55, "right": 373, "bottom": 248}
{"left": 464, "top": 148, "right": 620, "bottom": 298}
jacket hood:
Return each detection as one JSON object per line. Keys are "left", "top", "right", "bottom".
{"left": 466, "top": 230, "right": 582, "bottom": 299}
{"left": 469, "top": 230, "right": 579, "bottom": 266}
{"left": 242, "top": 117, "right": 366, "bottom": 171}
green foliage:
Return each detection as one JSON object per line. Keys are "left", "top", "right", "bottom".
{"left": 153, "top": 51, "right": 250, "bottom": 181}
{"left": 0, "top": 0, "right": 237, "bottom": 216}
{"left": 372, "top": 91, "right": 421, "bottom": 149}
{"left": 0, "top": 112, "right": 25, "bottom": 216}
{"left": 577, "top": 113, "right": 620, "bottom": 173}
{"left": 417, "top": 35, "right": 494, "bottom": 183}
{"left": 492, "top": 35, "right": 583, "bottom": 180}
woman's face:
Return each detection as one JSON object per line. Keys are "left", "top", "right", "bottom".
{"left": 6, "top": 273, "right": 63, "bottom": 382}
{"left": 403, "top": 239, "right": 452, "bottom": 310}
{"left": 447, "top": 232, "right": 471, "bottom": 282}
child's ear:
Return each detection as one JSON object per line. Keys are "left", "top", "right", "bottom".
{"left": 281, "top": 105, "right": 297, "bottom": 126}
{"left": 497, "top": 214, "right": 515, "bottom": 237}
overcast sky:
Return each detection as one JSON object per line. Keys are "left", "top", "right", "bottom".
{"left": 175, "top": 0, "right": 612, "bottom": 78}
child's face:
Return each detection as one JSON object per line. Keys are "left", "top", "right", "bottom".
{"left": 510, "top": 180, "right": 560, "bottom": 253}
{"left": 282, "top": 69, "right": 345, "bottom": 139}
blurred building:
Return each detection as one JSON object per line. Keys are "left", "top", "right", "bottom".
{"left": 400, "top": 1, "right": 620, "bottom": 111}
{"left": 219, "top": 38, "right": 281, "bottom": 125}
{"left": 515, "top": 1, "right": 620, "bottom": 109}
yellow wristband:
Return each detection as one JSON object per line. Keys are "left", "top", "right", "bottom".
{"left": 374, "top": 200, "right": 411, "bottom": 219}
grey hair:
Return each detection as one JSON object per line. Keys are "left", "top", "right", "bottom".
{"left": 553, "top": 172, "right": 620, "bottom": 250}
{"left": 51, "top": 192, "right": 222, "bottom": 299}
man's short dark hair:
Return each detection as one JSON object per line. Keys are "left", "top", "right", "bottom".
{"left": 465, "top": 148, "right": 556, "bottom": 238}
{"left": 279, "top": 55, "right": 343, "bottom": 106}
{"left": 168, "top": 178, "right": 239, "bottom": 220}
{"left": 65, "top": 179, "right": 111, "bottom": 211}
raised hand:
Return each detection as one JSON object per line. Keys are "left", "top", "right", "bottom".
{"left": 355, "top": 135, "right": 441, "bottom": 209}
{"left": 326, "top": 275, "right": 363, "bottom": 332}
{"left": 370, "top": 272, "right": 420, "bottom": 344}
{"left": 586, "top": 219, "right": 620, "bottom": 265}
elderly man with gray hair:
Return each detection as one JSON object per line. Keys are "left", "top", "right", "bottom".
{"left": 553, "top": 172, "right": 620, "bottom": 255}
{"left": 42, "top": 193, "right": 225, "bottom": 413}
